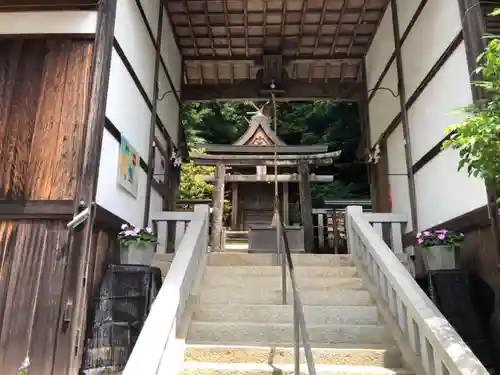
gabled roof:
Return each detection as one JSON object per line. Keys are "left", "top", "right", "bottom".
{"left": 233, "top": 113, "right": 285, "bottom": 146}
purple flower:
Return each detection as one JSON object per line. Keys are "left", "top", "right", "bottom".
{"left": 437, "top": 229, "right": 448, "bottom": 234}
{"left": 124, "top": 230, "right": 135, "bottom": 236}
{"left": 417, "top": 238, "right": 424, "bottom": 244}
{"left": 438, "top": 234, "right": 445, "bottom": 240}
{"left": 133, "top": 227, "right": 140, "bottom": 234}
{"left": 423, "top": 231, "right": 431, "bottom": 236}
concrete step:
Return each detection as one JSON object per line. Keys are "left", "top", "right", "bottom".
{"left": 204, "top": 265, "right": 358, "bottom": 278}
{"left": 202, "top": 275, "right": 365, "bottom": 290}
{"left": 187, "top": 322, "right": 393, "bottom": 346}
{"left": 184, "top": 344, "right": 402, "bottom": 367}
{"left": 207, "top": 253, "right": 353, "bottom": 267}
{"left": 199, "top": 289, "right": 373, "bottom": 306}
{"left": 194, "top": 304, "right": 380, "bottom": 325}
{"left": 181, "top": 362, "right": 413, "bottom": 374}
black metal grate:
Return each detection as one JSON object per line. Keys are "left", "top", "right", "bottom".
{"left": 80, "top": 264, "right": 162, "bottom": 375}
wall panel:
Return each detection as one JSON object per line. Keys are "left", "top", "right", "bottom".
{"left": 401, "top": 0, "right": 462, "bottom": 97}
{"left": 368, "top": 62, "right": 399, "bottom": 146}
{"left": 0, "top": 11, "right": 97, "bottom": 34}
{"left": 415, "top": 148, "right": 487, "bottom": 229}
{"left": 408, "top": 42, "right": 472, "bottom": 161}
{"left": 0, "top": 38, "right": 93, "bottom": 200}
{"left": 365, "top": 5, "right": 394, "bottom": 90}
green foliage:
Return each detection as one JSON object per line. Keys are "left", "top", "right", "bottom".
{"left": 178, "top": 147, "right": 215, "bottom": 200}
{"left": 443, "top": 31, "right": 500, "bottom": 194}
{"left": 181, "top": 101, "right": 369, "bottom": 204}
{"left": 117, "top": 224, "right": 158, "bottom": 247}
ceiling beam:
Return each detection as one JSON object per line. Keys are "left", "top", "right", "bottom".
{"left": 182, "top": 78, "right": 363, "bottom": 102}
{"left": 183, "top": 54, "right": 364, "bottom": 62}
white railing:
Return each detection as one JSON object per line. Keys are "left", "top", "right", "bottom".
{"left": 345, "top": 206, "right": 489, "bottom": 375}
{"left": 123, "top": 204, "right": 210, "bottom": 375}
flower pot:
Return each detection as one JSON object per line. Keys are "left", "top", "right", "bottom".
{"left": 422, "top": 245, "right": 458, "bottom": 271}
{"left": 120, "top": 242, "right": 155, "bottom": 266}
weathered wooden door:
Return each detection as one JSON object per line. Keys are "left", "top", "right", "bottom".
{"left": 240, "top": 183, "right": 274, "bottom": 229}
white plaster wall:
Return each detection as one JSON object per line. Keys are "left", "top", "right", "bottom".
{"left": 401, "top": 0, "right": 462, "bottom": 98}
{"left": 395, "top": 0, "right": 420, "bottom": 35}
{"left": 408, "top": 42, "right": 473, "bottom": 161}
{"left": 0, "top": 11, "right": 97, "bottom": 34}
{"left": 114, "top": 0, "right": 180, "bottom": 144}
{"left": 415, "top": 148, "right": 488, "bottom": 229}
{"left": 97, "top": 0, "right": 181, "bottom": 227}
{"left": 386, "top": 125, "right": 413, "bottom": 230}
{"left": 365, "top": 5, "right": 394, "bottom": 91}
{"left": 106, "top": 50, "right": 152, "bottom": 160}
{"left": 368, "top": 62, "right": 399, "bottom": 146}
{"left": 138, "top": 0, "right": 182, "bottom": 92}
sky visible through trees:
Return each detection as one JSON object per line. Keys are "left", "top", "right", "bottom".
{"left": 181, "top": 101, "right": 370, "bottom": 206}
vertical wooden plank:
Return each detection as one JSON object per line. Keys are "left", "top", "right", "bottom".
{"left": 298, "top": 162, "right": 314, "bottom": 253}
{"left": 69, "top": 0, "right": 117, "bottom": 373}
{"left": 282, "top": 182, "right": 289, "bottom": 226}
{"left": 231, "top": 182, "right": 238, "bottom": 229}
{"left": 317, "top": 213, "right": 324, "bottom": 249}
{"left": 211, "top": 163, "right": 225, "bottom": 252}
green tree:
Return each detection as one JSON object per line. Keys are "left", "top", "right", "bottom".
{"left": 178, "top": 147, "right": 214, "bottom": 200}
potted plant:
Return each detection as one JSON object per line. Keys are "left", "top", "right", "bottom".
{"left": 416, "top": 229, "right": 465, "bottom": 271}
{"left": 117, "top": 224, "right": 158, "bottom": 265}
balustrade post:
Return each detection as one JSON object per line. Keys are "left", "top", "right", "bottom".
{"left": 345, "top": 206, "right": 363, "bottom": 255}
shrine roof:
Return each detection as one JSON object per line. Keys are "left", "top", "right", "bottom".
{"left": 196, "top": 111, "right": 328, "bottom": 154}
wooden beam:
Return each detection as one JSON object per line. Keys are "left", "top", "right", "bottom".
{"left": 211, "top": 163, "right": 226, "bottom": 251}
{"left": 231, "top": 182, "right": 238, "bottom": 230}
{"left": 202, "top": 174, "right": 334, "bottom": 183}
{"left": 182, "top": 79, "right": 363, "bottom": 102}
{"left": 298, "top": 162, "right": 314, "bottom": 253}
{"left": 0, "top": 200, "right": 74, "bottom": 220}
{"left": 190, "top": 150, "right": 341, "bottom": 166}
{"left": 144, "top": 0, "right": 164, "bottom": 227}
{"left": 390, "top": 0, "right": 418, "bottom": 231}
{"left": 69, "top": 0, "right": 117, "bottom": 373}
{"left": 196, "top": 144, "right": 329, "bottom": 154}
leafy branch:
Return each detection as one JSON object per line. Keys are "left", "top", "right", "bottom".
{"left": 443, "top": 10, "right": 500, "bottom": 197}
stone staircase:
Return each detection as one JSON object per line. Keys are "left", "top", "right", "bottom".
{"left": 180, "top": 252, "right": 414, "bottom": 374}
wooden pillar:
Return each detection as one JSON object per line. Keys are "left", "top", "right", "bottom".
{"left": 69, "top": 0, "right": 117, "bottom": 372}
{"left": 231, "top": 182, "right": 238, "bottom": 229}
{"left": 211, "top": 163, "right": 226, "bottom": 251}
{"left": 390, "top": 0, "right": 418, "bottom": 230}
{"left": 283, "top": 182, "right": 289, "bottom": 226}
{"left": 298, "top": 162, "right": 314, "bottom": 253}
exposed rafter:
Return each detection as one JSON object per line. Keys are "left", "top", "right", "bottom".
{"left": 182, "top": 78, "right": 363, "bottom": 102}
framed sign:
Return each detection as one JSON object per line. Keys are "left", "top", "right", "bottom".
{"left": 118, "top": 135, "right": 139, "bottom": 198}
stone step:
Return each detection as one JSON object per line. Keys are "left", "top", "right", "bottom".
{"left": 202, "top": 275, "right": 365, "bottom": 290}
{"left": 181, "top": 362, "right": 413, "bottom": 374}
{"left": 187, "top": 322, "right": 392, "bottom": 346}
{"left": 204, "top": 265, "right": 358, "bottom": 278}
{"left": 207, "top": 253, "right": 353, "bottom": 267}
{"left": 199, "top": 289, "right": 373, "bottom": 306}
{"left": 194, "top": 304, "right": 380, "bottom": 325}
{"left": 184, "top": 344, "right": 402, "bottom": 367}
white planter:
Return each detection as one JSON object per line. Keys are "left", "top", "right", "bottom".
{"left": 422, "top": 245, "right": 458, "bottom": 271}
{"left": 120, "top": 243, "right": 155, "bottom": 266}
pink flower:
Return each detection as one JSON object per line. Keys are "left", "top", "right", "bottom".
{"left": 416, "top": 232, "right": 422, "bottom": 238}
{"left": 438, "top": 234, "right": 445, "bottom": 240}
{"left": 423, "top": 231, "right": 431, "bottom": 236}
{"left": 417, "top": 238, "right": 424, "bottom": 244}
